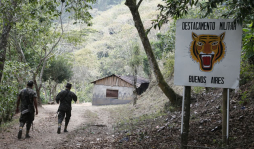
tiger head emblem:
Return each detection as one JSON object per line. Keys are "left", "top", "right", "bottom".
{"left": 190, "top": 32, "right": 226, "bottom": 72}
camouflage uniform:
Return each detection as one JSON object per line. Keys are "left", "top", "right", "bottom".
{"left": 18, "top": 87, "right": 37, "bottom": 135}
{"left": 56, "top": 88, "right": 77, "bottom": 133}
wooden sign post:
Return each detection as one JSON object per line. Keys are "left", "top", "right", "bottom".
{"left": 181, "top": 86, "right": 191, "bottom": 149}
{"left": 222, "top": 88, "right": 230, "bottom": 146}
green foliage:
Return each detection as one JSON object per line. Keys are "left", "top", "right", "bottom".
{"left": 40, "top": 93, "right": 48, "bottom": 104}
{"left": 64, "top": 0, "right": 96, "bottom": 24}
{"left": 98, "top": 48, "right": 131, "bottom": 76}
{"left": 242, "top": 23, "right": 254, "bottom": 63}
{"left": 93, "top": 0, "right": 123, "bottom": 11}
{"left": 193, "top": 86, "right": 205, "bottom": 94}
{"left": 240, "top": 90, "right": 249, "bottom": 105}
{"left": 43, "top": 55, "right": 73, "bottom": 83}
{"left": 240, "top": 62, "right": 254, "bottom": 85}
{"left": 151, "top": 21, "right": 176, "bottom": 78}
{"left": 142, "top": 57, "right": 151, "bottom": 78}
{"left": 0, "top": 61, "right": 31, "bottom": 124}
{"left": 239, "top": 83, "right": 254, "bottom": 105}
{"left": 77, "top": 84, "right": 94, "bottom": 103}
{"left": 163, "top": 53, "right": 175, "bottom": 78}
{"left": 155, "top": 0, "right": 254, "bottom": 29}
{"left": 151, "top": 31, "right": 175, "bottom": 60}
{"left": 130, "top": 44, "right": 142, "bottom": 69}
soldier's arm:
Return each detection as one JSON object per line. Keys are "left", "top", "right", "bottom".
{"left": 33, "top": 97, "right": 38, "bottom": 115}
{"left": 16, "top": 96, "right": 21, "bottom": 114}
{"left": 56, "top": 92, "right": 61, "bottom": 104}
{"left": 73, "top": 93, "right": 77, "bottom": 103}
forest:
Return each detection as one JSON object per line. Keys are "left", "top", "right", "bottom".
{"left": 0, "top": 0, "right": 254, "bottom": 148}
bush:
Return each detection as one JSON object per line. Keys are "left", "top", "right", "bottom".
{"left": 240, "top": 62, "right": 254, "bottom": 86}
{"left": 0, "top": 61, "right": 31, "bottom": 124}
{"left": 77, "top": 84, "right": 94, "bottom": 103}
{"left": 163, "top": 53, "right": 175, "bottom": 78}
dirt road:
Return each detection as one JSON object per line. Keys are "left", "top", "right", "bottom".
{"left": 0, "top": 103, "right": 114, "bottom": 149}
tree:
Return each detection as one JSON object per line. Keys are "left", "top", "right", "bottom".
{"left": 43, "top": 56, "right": 73, "bottom": 84}
{"left": 125, "top": 0, "right": 180, "bottom": 105}
{"left": 0, "top": 0, "right": 19, "bottom": 83}
{"left": 0, "top": 0, "right": 96, "bottom": 106}
{"left": 42, "top": 55, "right": 73, "bottom": 102}
{"left": 0, "top": 61, "right": 31, "bottom": 124}
{"left": 129, "top": 44, "right": 142, "bottom": 105}
{"left": 155, "top": 0, "right": 254, "bottom": 26}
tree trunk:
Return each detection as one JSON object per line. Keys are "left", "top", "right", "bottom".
{"left": 33, "top": 78, "right": 42, "bottom": 106}
{"left": 52, "top": 82, "right": 58, "bottom": 102}
{"left": 133, "top": 67, "right": 138, "bottom": 105}
{"left": 43, "top": 84, "right": 48, "bottom": 102}
{"left": 49, "top": 88, "right": 52, "bottom": 102}
{"left": 125, "top": 0, "right": 179, "bottom": 105}
{"left": 0, "top": 0, "right": 18, "bottom": 83}
{"left": 32, "top": 74, "right": 42, "bottom": 106}
{"left": 0, "top": 22, "right": 13, "bottom": 83}
{"left": 13, "top": 29, "right": 26, "bottom": 62}
{"left": 48, "top": 80, "right": 52, "bottom": 102}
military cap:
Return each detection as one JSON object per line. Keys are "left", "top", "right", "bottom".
{"left": 66, "top": 83, "right": 72, "bottom": 88}
{"left": 27, "top": 80, "right": 34, "bottom": 87}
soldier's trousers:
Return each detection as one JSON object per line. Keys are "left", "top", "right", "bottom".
{"left": 19, "top": 112, "right": 34, "bottom": 131}
{"left": 58, "top": 110, "right": 71, "bottom": 126}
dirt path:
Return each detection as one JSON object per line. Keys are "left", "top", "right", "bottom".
{"left": 0, "top": 103, "right": 114, "bottom": 149}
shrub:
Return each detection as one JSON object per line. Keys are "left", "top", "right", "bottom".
{"left": 0, "top": 61, "right": 31, "bottom": 124}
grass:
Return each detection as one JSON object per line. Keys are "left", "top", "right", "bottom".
{"left": 83, "top": 109, "right": 99, "bottom": 124}
{"left": 85, "top": 110, "right": 98, "bottom": 119}
{"left": 107, "top": 106, "right": 168, "bottom": 133}
{"left": 0, "top": 118, "right": 19, "bottom": 132}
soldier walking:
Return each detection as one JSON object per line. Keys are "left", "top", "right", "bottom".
{"left": 16, "top": 81, "right": 38, "bottom": 139}
{"left": 56, "top": 83, "right": 77, "bottom": 134}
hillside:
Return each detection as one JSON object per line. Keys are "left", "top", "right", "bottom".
{"left": 73, "top": 0, "right": 169, "bottom": 79}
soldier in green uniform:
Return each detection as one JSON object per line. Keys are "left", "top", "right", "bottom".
{"left": 16, "top": 81, "right": 38, "bottom": 139}
{"left": 56, "top": 83, "right": 77, "bottom": 134}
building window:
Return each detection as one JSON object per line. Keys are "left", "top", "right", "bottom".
{"left": 106, "top": 89, "right": 118, "bottom": 98}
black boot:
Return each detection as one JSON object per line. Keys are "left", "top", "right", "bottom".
{"left": 25, "top": 130, "right": 30, "bottom": 138}
{"left": 18, "top": 127, "right": 23, "bottom": 139}
{"left": 26, "top": 122, "right": 32, "bottom": 138}
{"left": 64, "top": 126, "right": 68, "bottom": 132}
{"left": 18, "top": 123, "right": 24, "bottom": 139}
{"left": 57, "top": 123, "right": 61, "bottom": 134}
{"left": 64, "top": 118, "right": 70, "bottom": 132}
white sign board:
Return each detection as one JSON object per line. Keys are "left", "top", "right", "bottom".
{"left": 174, "top": 19, "right": 242, "bottom": 89}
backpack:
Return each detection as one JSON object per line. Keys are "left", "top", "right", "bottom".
{"left": 22, "top": 89, "right": 34, "bottom": 114}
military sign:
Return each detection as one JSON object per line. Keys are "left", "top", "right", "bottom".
{"left": 174, "top": 19, "right": 242, "bottom": 89}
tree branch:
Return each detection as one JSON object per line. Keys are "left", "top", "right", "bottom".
{"left": 44, "top": 2, "right": 64, "bottom": 60}
{"left": 10, "top": 29, "right": 26, "bottom": 62}
{"left": 38, "top": 2, "right": 65, "bottom": 89}
{"left": 137, "top": 0, "right": 143, "bottom": 9}
{"left": 125, "top": 0, "right": 137, "bottom": 10}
